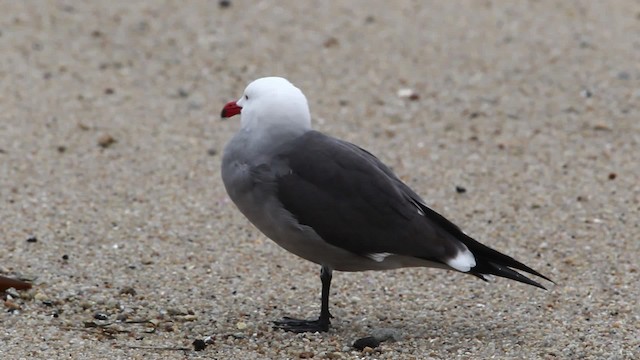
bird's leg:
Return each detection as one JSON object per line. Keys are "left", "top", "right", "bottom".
{"left": 273, "top": 265, "right": 333, "bottom": 333}
{"left": 319, "top": 265, "right": 333, "bottom": 321}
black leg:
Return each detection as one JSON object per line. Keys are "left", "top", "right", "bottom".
{"left": 273, "top": 265, "right": 333, "bottom": 333}
{"left": 319, "top": 265, "right": 333, "bottom": 322}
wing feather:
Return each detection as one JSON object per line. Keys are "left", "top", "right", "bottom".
{"left": 274, "top": 131, "right": 464, "bottom": 261}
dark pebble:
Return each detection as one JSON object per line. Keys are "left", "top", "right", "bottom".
{"left": 323, "top": 37, "right": 339, "bottom": 48}
{"left": 219, "top": 0, "right": 231, "bottom": 8}
{"left": 207, "top": 148, "right": 218, "bottom": 156}
{"left": 177, "top": 88, "right": 189, "bottom": 98}
{"left": 93, "top": 312, "right": 109, "bottom": 321}
{"left": 119, "top": 286, "right": 137, "bottom": 296}
{"left": 26, "top": 236, "right": 38, "bottom": 243}
{"left": 616, "top": 71, "right": 630, "bottom": 80}
{"left": 62, "top": 254, "right": 69, "bottom": 260}
{"left": 608, "top": 172, "right": 617, "bottom": 180}
{"left": 192, "top": 339, "right": 207, "bottom": 351}
{"left": 455, "top": 185, "right": 467, "bottom": 193}
{"left": 580, "top": 89, "right": 592, "bottom": 98}
{"left": 353, "top": 336, "right": 380, "bottom": 350}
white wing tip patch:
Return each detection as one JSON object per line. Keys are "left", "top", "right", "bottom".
{"left": 446, "top": 247, "right": 476, "bottom": 272}
{"left": 367, "top": 252, "right": 393, "bottom": 262}
{"left": 479, "top": 274, "right": 495, "bottom": 282}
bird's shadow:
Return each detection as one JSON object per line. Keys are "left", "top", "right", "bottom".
{"left": 329, "top": 311, "right": 527, "bottom": 347}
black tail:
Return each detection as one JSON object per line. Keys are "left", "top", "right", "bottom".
{"left": 416, "top": 202, "right": 553, "bottom": 290}
{"left": 461, "top": 235, "right": 553, "bottom": 290}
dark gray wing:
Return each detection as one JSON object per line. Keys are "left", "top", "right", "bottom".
{"left": 273, "top": 131, "right": 466, "bottom": 262}
{"left": 269, "top": 131, "right": 552, "bottom": 288}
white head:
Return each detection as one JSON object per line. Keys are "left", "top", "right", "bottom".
{"left": 221, "top": 77, "right": 311, "bottom": 132}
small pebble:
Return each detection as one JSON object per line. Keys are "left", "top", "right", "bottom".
{"left": 119, "top": 286, "right": 136, "bottom": 296}
{"left": 592, "top": 123, "right": 612, "bottom": 131}
{"left": 192, "top": 339, "right": 207, "bottom": 351}
{"left": 26, "top": 236, "right": 38, "bottom": 243}
{"left": 397, "top": 88, "right": 418, "bottom": 99}
{"left": 5, "top": 288, "right": 20, "bottom": 298}
{"left": 455, "top": 186, "right": 467, "bottom": 194}
{"left": 93, "top": 312, "right": 109, "bottom": 321}
{"left": 4, "top": 300, "right": 21, "bottom": 311}
{"left": 182, "top": 314, "right": 197, "bottom": 322}
{"left": 616, "top": 71, "right": 630, "bottom": 80}
{"left": 167, "top": 307, "right": 188, "bottom": 316}
{"left": 353, "top": 336, "right": 380, "bottom": 350}
{"left": 177, "top": 88, "right": 189, "bottom": 98}
{"left": 80, "top": 301, "right": 93, "bottom": 310}
{"left": 371, "top": 327, "right": 402, "bottom": 342}
{"left": 98, "top": 134, "right": 116, "bottom": 148}
{"left": 323, "top": 37, "right": 339, "bottom": 48}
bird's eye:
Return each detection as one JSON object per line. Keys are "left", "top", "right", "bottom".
{"left": 245, "top": 95, "right": 249, "bottom": 100}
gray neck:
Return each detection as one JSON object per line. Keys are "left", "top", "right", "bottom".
{"left": 225, "top": 124, "right": 309, "bottom": 163}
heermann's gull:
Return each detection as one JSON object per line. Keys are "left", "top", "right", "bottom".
{"left": 220, "top": 77, "right": 552, "bottom": 333}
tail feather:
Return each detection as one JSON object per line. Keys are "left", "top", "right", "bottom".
{"left": 470, "top": 260, "right": 547, "bottom": 290}
{"left": 462, "top": 235, "right": 553, "bottom": 289}
{"left": 462, "top": 235, "right": 553, "bottom": 283}
{"left": 414, "top": 201, "right": 553, "bottom": 289}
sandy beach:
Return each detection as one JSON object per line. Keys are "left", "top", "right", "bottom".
{"left": 1, "top": 1, "right": 638, "bottom": 359}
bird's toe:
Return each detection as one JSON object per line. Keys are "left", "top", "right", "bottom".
{"left": 273, "top": 316, "right": 330, "bottom": 333}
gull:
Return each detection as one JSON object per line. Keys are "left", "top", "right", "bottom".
{"left": 220, "top": 77, "right": 552, "bottom": 332}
